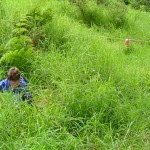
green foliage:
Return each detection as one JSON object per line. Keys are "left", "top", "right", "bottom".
{"left": 25, "top": 8, "right": 53, "bottom": 49}
{"left": 15, "top": 22, "right": 29, "bottom": 28}
{"left": 26, "top": 8, "right": 53, "bottom": 28}
{"left": 0, "top": 0, "right": 5, "bottom": 19}
{"left": 108, "top": 1, "right": 128, "bottom": 28}
{"left": 78, "top": 0, "right": 128, "bottom": 28}
{"left": 12, "top": 28, "right": 29, "bottom": 36}
{"left": 123, "top": 0, "right": 150, "bottom": 11}
{"left": 0, "top": 0, "right": 150, "bottom": 149}
{"left": 0, "top": 34, "right": 33, "bottom": 71}
{"left": 123, "top": 0, "right": 130, "bottom": 5}
{"left": 130, "top": 0, "right": 150, "bottom": 11}
{"left": 0, "top": 48, "right": 32, "bottom": 69}
{"left": 0, "top": 6, "right": 53, "bottom": 71}
{"left": 5, "top": 36, "right": 32, "bottom": 49}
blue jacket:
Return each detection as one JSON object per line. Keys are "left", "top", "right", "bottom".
{"left": 0, "top": 77, "right": 32, "bottom": 105}
{"left": 0, "top": 77, "right": 28, "bottom": 92}
{"left": 0, "top": 77, "right": 31, "bottom": 104}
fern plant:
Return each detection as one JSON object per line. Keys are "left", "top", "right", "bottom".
{"left": 0, "top": 20, "right": 33, "bottom": 71}
{"left": 0, "top": 36, "right": 33, "bottom": 71}
{"left": 0, "top": 7, "right": 53, "bottom": 71}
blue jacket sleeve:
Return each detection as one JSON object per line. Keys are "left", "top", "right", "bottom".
{"left": 0, "top": 79, "right": 8, "bottom": 92}
{"left": 19, "top": 77, "right": 28, "bottom": 88}
{"left": 0, "top": 81, "right": 3, "bottom": 91}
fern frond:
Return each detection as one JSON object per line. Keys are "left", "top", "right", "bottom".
{"left": 4, "top": 37, "right": 18, "bottom": 50}
{"left": 16, "top": 22, "right": 29, "bottom": 28}
{"left": 12, "top": 28, "right": 28, "bottom": 35}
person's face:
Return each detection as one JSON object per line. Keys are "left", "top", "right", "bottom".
{"left": 9, "top": 80, "right": 20, "bottom": 88}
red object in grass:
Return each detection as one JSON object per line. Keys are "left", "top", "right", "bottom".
{"left": 125, "top": 39, "right": 129, "bottom": 46}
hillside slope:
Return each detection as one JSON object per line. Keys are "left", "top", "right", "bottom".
{"left": 0, "top": 0, "right": 150, "bottom": 149}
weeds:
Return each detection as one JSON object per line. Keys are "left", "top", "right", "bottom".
{"left": 0, "top": 0, "right": 150, "bottom": 149}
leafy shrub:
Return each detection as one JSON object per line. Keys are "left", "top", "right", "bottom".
{"left": 24, "top": 8, "right": 53, "bottom": 49}
{"left": 79, "top": 1, "right": 108, "bottom": 26}
{"left": 130, "top": 0, "right": 150, "bottom": 11}
{"left": 78, "top": 0, "right": 128, "bottom": 28}
{"left": 0, "top": 7, "right": 53, "bottom": 72}
{"left": 123, "top": 0, "right": 131, "bottom": 5}
{"left": 108, "top": 1, "right": 128, "bottom": 28}
{"left": 0, "top": 36, "right": 33, "bottom": 71}
{"left": 123, "top": 0, "right": 150, "bottom": 11}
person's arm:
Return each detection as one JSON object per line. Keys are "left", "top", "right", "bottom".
{"left": 0, "top": 81, "right": 3, "bottom": 91}
{"left": 20, "top": 77, "right": 28, "bottom": 87}
{"left": 0, "top": 79, "right": 7, "bottom": 92}
{"left": 0, "top": 79, "right": 10, "bottom": 92}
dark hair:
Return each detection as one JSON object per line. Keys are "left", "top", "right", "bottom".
{"left": 7, "top": 67, "right": 20, "bottom": 81}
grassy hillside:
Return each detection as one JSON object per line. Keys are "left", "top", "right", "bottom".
{"left": 0, "top": 0, "right": 150, "bottom": 149}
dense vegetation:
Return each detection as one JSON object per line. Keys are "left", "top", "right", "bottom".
{"left": 124, "top": 0, "right": 150, "bottom": 11}
{"left": 0, "top": 0, "right": 150, "bottom": 149}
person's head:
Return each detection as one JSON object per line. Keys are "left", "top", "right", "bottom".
{"left": 7, "top": 67, "right": 20, "bottom": 88}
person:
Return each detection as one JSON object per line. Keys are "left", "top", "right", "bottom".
{"left": 0, "top": 67, "right": 32, "bottom": 104}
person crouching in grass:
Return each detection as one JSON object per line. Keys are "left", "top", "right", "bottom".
{"left": 0, "top": 67, "right": 32, "bottom": 105}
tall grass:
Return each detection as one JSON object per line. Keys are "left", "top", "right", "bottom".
{"left": 0, "top": 0, "right": 150, "bottom": 149}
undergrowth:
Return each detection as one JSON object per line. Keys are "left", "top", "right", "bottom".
{"left": 0, "top": 0, "right": 150, "bottom": 149}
